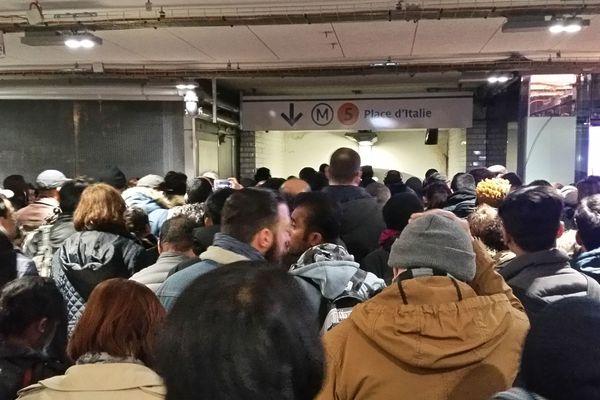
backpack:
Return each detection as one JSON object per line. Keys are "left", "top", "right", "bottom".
{"left": 23, "top": 224, "right": 54, "bottom": 278}
{"left": 315, "top": 268, "right": 378, "bottom": 334}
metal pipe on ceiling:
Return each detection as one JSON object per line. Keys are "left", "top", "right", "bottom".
{"left": 1, "top": 3, "right": 600, "bottom": 32}
{"left": 0, "top": 58, "right": 596, "bottom": 80}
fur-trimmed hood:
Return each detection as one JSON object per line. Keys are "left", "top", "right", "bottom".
{"left": 122, "top": 186, "right": 173, "bottom": 211}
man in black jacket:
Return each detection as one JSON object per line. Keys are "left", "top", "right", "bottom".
{"left": 322, "top": 148, "right": 385, "bottom": 263}
{"left": 499, "top": 185, "right": 600, "bottom": 318}
{"left": 444, "top": 173, "right": 477, "bottom": 218}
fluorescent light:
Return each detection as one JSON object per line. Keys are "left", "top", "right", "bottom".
{"left": 549, "top": 23, "right": 565, "bottom": 33}
{"left": 488, "top": 74, "right": 512, "bottom": 84}
{"left": 79, "top": 39, "right": 95, "bottom": 48}
{"left": 64, "top": 39, "right": 81, "bottom": 48}
{"left": 64, "top": 34, "right": 101, "bottom": 49}
{"left": 176, "top": 83, "right": 197, "bottom": 90}
{"left": 564, "top": 23, "right": 583, "bottom": 33}
{"left": 549, "top": 18, "right": 585, "bottom": 33}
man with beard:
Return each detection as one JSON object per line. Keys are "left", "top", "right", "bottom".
{"left": 157, "top": 188, "right": 291, "bottom": 310}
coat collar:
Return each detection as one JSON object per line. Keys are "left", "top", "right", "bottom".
{"left": 501, "top": 248, "right": 570, "bottom": 281}
{"left": 23, "top": 363, "right": 165, "bottom": 394}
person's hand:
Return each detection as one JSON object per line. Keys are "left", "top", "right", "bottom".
{"left": 227, "top": 177, "right": 243, "bottom": 190}
{"left": 409, "top": 209, "right": 472, "bottom": 238}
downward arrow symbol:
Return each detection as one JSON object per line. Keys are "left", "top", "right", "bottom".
{"left": 281, "top": 103, "right": 303, "bottom": 126}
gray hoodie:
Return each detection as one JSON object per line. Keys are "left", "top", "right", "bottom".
{"left": 289, "top": 244, "right": 386, "bottom": 323}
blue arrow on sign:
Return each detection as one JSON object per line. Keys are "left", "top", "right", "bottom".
{"left": 281, "top": 103, "right": 303, "bottom": 126}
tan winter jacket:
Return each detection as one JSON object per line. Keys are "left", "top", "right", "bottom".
{"left": 17, "top": 363, "right": 165, "bottom": 400}
{"left": 317, "top": 241, "right": 530, "bottom": 400}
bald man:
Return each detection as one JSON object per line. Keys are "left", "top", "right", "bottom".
{"left": 280, "top": 178, "right": 311, "bottom": 196}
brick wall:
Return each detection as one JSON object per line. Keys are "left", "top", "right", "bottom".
{"left": 239, "top": 130, "right": 256, "bottom": 179}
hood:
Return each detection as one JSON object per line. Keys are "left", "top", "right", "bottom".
{"left": 58, "top": 231, "right": 138, "bottom": 299}
{"left": 350, "top": 278, "right": 520, "bottom": 370}
{"left": 289, "top": 244, "right": 385, "bottom": 300}
{"left": 573, "top": 247, "right": 600, "bottom": 275}
{"left": 122, "top": 186, "right": 172, "bottom": 213}
{"left": 322, "top": 185, "right": 373, "bottom": 204}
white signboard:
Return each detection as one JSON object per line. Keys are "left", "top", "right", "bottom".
{"left": 241, "top": 93, "right": 473, "bottom": 131}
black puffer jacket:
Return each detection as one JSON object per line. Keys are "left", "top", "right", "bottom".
{"left": 322, "top": 186, "right": 385, "bottom": 263}
{"left": 0, "top": 342, "right": 66, "bottom": 400}
{"left": 52, "top": 229, "right": 148, "bottom": 333}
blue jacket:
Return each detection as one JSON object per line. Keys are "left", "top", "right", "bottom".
{"left": 572, "top": 247, "right": 600, "bottom": 283}
{"left": 122, "top": 187, "right": 171, "bottom": 236}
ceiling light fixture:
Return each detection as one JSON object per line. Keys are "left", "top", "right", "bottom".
{"left": 176, "top": 83, "right": 198, "bottom": 91}
{"left": 549, "top": 18, "right": 585, "bottom": 33}
{"left": 488, "top": 74, "right": 512, "bottom": 84}
{"left": 502, "top": 16, "right": 589, "bottom": 33}
{"left": 184, "top": 90, "right": 200, "bottom": 117}
{"left": 63, "top": 33, "right": 102, "bottom": 49}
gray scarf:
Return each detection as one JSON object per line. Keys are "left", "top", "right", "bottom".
{"left": 212, "top": 233, "right": 265, "bottom": 261}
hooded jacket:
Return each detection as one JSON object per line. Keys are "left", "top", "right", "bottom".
{"left": 17, "top": 363, "right": 165, "bottom": 400}
{"left": 317, "top": 241, "right": 529, "bottom": 400}
{"left": 572, "top": 247, "right": 600, "bottom": 283}
{"left": 289, "top": 244, "right": 385, "bottom": 320}
{"left": 52, "top": 230, "right": 147, "bottom": 333}
{"left": 322, "top": 186, "right": 385, "bottom": 263}
{"left": 122, "top": 187, "right": 172, "bottom": 236}
{"left": 444, "top": 189, "right": 477, "bottom": 218}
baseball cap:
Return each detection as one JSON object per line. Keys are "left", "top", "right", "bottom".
{"left": 36, "top": 170, "right": 69, "bottom": 190}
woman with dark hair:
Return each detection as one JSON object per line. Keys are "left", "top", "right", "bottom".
{"left": 18, "top": 278, "right": 166, "bottom": 400}
{"left": 52, "top": 184, "right": 149, "bottom": 333}
{"left": 156, "top": 261, "right": 324, "bottom": 400}
{"left": 0, "top": 277, "right": 67, "bottom": 400}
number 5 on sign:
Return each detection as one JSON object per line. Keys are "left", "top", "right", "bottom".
{"left": 338, "top": 103, "right": 359, "bottom": 126}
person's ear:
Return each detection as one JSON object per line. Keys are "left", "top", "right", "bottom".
{"left": 157, "top": 240, "right": 164, "bottom": 254}
{"left": 37, "top": 317, "right": 49, "bottom": 335}
{"left": 307, "top": 232, "right": 323, "bottom": 247}
{"left": 556, "top": 221, "right": 565, "bottom": 239}
{"left": 254, "top": 228, "right": 274, "bottom": 253}
{"left": 392, "top": 267, "right": 406, "bottom": 280}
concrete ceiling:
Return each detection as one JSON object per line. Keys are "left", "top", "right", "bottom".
{"left": 0, "top": 1, "right": 598, "bottom": 92}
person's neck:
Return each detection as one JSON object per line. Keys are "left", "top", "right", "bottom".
{"left": 329, "top": 181, "right": 358, "bottom": 187}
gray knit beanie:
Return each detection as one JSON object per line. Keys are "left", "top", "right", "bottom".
{"left": 388, "top": 213, "right": 476, "bottom": 281}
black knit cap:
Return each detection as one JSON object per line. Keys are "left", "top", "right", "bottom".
{"left": 97, "top": 165, "right": 126, "bottom": 190}
{"left": 522, "top": 297, "right": 600, "bottom": 400}
{"left": 382, "top": 192, "right": 424, "bottom": 231}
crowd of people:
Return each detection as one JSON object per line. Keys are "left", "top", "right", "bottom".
{"left": 1, "top": 148, "right": 600, "bottom": 399}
